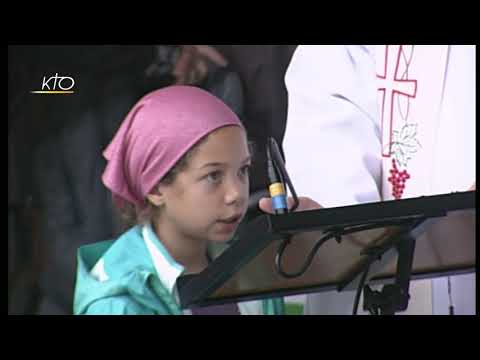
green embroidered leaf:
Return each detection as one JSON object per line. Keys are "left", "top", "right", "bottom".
{"left": 401, "top": 124, "right": 418, "bottom": 141}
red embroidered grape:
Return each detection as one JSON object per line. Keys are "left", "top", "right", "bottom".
{"left": 387, "top": 159, "right": 410, "bottom": 199}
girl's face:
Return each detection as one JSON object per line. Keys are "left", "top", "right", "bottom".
{"left": 155, "top": 126, "right": 251, "bottom": 243}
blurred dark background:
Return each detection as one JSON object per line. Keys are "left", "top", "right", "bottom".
{"left": 8, "top": 44, "right": 297, "bottom": 314}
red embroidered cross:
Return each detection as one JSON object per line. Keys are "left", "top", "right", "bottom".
{"left": 377, "top": 45, "right": 417, "bottom": 157}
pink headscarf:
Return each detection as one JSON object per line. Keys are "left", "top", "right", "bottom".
{"left": 102, "top": 85, "right": 243, "bottom": 210}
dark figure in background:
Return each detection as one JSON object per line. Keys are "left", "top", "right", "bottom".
{"left": 143, "top": 45, "right": 244, "bottom": 119}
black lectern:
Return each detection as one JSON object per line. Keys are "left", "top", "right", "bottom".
{"left": 177, "top": 190, "right": 475, "bottom": 314}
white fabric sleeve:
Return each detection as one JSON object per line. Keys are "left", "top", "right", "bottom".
{"left": 283, "top": 45, "right": 382, "bottom": 208}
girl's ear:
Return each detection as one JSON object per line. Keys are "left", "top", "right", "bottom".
{"left": 146, "top": 186, "right": 166, "bottom": 207}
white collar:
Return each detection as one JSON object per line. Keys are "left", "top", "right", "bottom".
{"left": 142, "top": 223, "right": 184, "bottom": 296}
{"left": 142, "top": 223, "right": 263, "bottom": 315}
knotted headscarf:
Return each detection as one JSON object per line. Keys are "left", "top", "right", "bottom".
{"left": 102, "top": 85, "right": 243, "bottom": 210}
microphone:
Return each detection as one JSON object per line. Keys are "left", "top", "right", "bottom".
{"left": 266, "top": 140, "right": 288, "bottom": 215}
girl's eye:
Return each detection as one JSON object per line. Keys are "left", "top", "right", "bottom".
{"left": 205, "top": 170, "right": 223, "bottom": 184}
{"left": 239, "top": 164, "right": 251, "bottom": 177}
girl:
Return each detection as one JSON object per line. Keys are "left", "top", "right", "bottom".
{"left": 73, "top": 85, "right": 284, "bottom": 315}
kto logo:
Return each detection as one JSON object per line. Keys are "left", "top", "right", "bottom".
{"left": 31, "top": 73, "right": 75, "bottom": 94}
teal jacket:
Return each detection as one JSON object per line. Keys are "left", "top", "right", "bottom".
{"left": 74, "top": 225, "right": 284, "bottom": 315}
